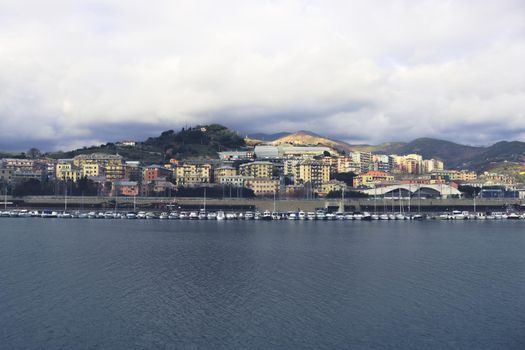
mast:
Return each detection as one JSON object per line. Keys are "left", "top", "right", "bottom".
{"left": 273, "top": 190, "right": 276, "bottom": 212}
{"left": 203, "top": 187, "right": 206, "bottom": 211}
{"left": 374, "top": 187, "right": 377, "bottom": 214}
{"left": 133, "top": 195, "right": 136, "bottom": 212}
{"left": 418, "top": 183, "right": 421, "bottom": 214}
{"left": 64, "top": 184, "right": 67, "bottom": 212}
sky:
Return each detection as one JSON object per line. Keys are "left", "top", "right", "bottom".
{"left": 0, "top": 0, "right": 524, "bottom": 151}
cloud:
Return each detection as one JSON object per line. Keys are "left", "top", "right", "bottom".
{"left": 0, "top": 0, "right": 524, "bottom": 151}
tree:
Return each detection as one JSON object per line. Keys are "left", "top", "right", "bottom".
{"left": 27, "top": 148, "right": 41, "bottom": 159}
{"left": 334, "top": 172, "right": 356, "bottom": 186}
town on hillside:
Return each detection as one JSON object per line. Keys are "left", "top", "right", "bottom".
{"left": 0, "top": 127, "right": 521, "bottom": 200}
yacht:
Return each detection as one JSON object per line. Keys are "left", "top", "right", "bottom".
{"left": 362, "top": 212, "right": 372, "bottom": 221}
{"left": 325, "top": 212, "right": 336, "bottom": 220}
{"left": 507, "top": 212, "right": 520, "bottom": 220}
{"left": 452, "top": 210, "right": 465, "bottom": 220}
{"left": 226, "top": 212, "right": 237, "bottom": 220}
{"left": 137, "top": 211, "right": 147, "bottom": 219}
{"left": 371, "top": 214, "right": 379, "bottom": 220}
{"left": 244, "top": 211, "right": 255, "bottom": 220}
{"left": 179, "top": 211, "right": 189, "bottom": 220}
{"left": 207, "top": 212, "right": 217, "bottom": 220}
{"left": 379, "top": 213, "right": 389, "bottom": 220}
{"left": 306, "top": 212, "right": 316, "bottom": 220}
{"left": 18, "top": 210, "right": 31, "bottom": 218}
{"left": 287, "top": 212, "right": 297, "bottom": 220}
{"left": 335, "top": 212, "right": 345, "bottom": 220}
{"left": 395, "top": 213, "right": 406, "bottom": 220}
{"left": 41, "top": 210, "right": 58, "bottom": 218}
{"left": 159, "top": 212, "right": 169, "bottom": 220}
{"left": 254, "top": 211, "right": 261, "bottom": 220}
{"left": 216, "top": 210, "right": 226, "bottom": 221}
{"left": 344, "top": 213, "right": 354, "bottom": 220}
{"left": 262, "top": 210, "right": 272, "bottom": 220}
{"left": 315, "top": 210, "right": 326, "bottom": 220}
{"left": 145, "top": 212, "right": 158, "bottom": 219}
{"left": 271, "top": 211, "right": 280, "bottom": 220}
{"left": 126, "top": 212, "right": 137, "bottom": 219}
{"left": 189, "top": 211, "right": 199, "bottom": 220}
{"left": 298, "top": 211, "right": 306, "bottom": 220}
{"left": 168, "top": 212, "right": 179, "bottom": 220}
{"left": 198, "top": 210, "right": 207, "bottom": 220}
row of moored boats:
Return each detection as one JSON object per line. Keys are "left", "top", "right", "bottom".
{"left": 1, "top": 209, "right": 523, "bottom": 220}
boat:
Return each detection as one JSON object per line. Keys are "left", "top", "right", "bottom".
{"left": 306, "top": 212, "right": 316, "bottom": 220}
{"left": 207, "top": 212, "right": 217, "bottom": 220}
{"left": 452, "top": 210, "right": 465, "bottom": 220}
{"left": 395, "top": 213, "right": 405, "bottom": 220}
{"left": 379, "top": 214, "right": 389, "bottom": 220}
{"left": 145, "top": 212, "right": 158, "bottom": 219}
{"left": 168, "top": 212, "right": 179, "bottom": 220}
{"left": 18, "top": 209, "right": 31, "bottom": 218}
{"left": 137, "top": 211, "right": 147, "bottom": 219}
{"left": 361, "top": 212, "right": 372, "bottom": 221}
{"left": 507, "top": 212, "right": 520, "bottom": 220}
{"left": 271, "top": 211, "right": 280, "bottom": 220}
{"left": 126, "top": 212, "right": 137, "bottom": 219}
{"left": 41, "top": 210, "right": 58, "bottom": 218}
{"left": 371, "top": 214, "right": 379, "bottom": 220}
{"left": 412, "top": 214, "right": 424, "bottom": 220}
{"left": 179, "top": 211, "right": 189, "bottom": 220}
{"left": 261, "top": 210, "right": 272, "bottom": 220}
{"left": 335, "top": 212, "right": 345, "bottom": 220}
{"left": 226, "top": 212, "right": 237, "bottom": 220}
{"left": 325, "top": 212, "right": 336, "bottom": 220}
{"left": 287, "top": 212, "right": 297, "bottom": 220}
{"left": 298, "top": 211, "right": 306, "bottom": 220}
{"left": 159, "top": 212, "right": 169, "bottom": 220}
{"left": 198, "top": 210, "right": 207, "bottom": 220}
{"left": 344, "top": 213, "right": 354, "bottom": 220}
{"left": 315, "top": 210, "right": 326, "bottom": 220}
{"left": 254, "top": 211, "right": 261, "bottom": 220}
{"left": 216, "top": 211, "right": 226, "bottom": 221}
{"left": 244, "top": 211, "right": 254, "bottom": 220}
{"left": 189, "top": 211, "right": 199, "bottom": 220}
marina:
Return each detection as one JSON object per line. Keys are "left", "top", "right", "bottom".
{"left": 2, "top": 208, "right": 525, "bottom": 221}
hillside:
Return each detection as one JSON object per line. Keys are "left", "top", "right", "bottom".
{"left": 270, "top": 130, "right": 355, "bottom": 153}
{"left": 48, "top": 124, "right": 246, "bottom": 164}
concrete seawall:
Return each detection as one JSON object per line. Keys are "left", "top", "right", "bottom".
{"left": 2, "top": 196, "right": 523, "bottom": 212}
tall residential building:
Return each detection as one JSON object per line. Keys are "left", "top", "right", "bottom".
{"left": 297, "top": 159, "right": 330, "bottom": 188}
{"left": 239, "top": 161, "right": 274, "bottom": 179}
{"left": 175, "top": 162, "right": 212, "bottom": 186}
{"left": 73, "top": 153, "right": 125, "bottom": 180}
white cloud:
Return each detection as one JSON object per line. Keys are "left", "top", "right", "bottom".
{"left": 0, "top": 0, "right": 524, "bottom": 150}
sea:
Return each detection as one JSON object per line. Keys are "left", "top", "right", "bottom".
{"left": 0, "top": 219, "right": 524, "bottom": 349}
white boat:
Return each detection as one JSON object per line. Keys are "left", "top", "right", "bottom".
{"left": 179, "top": 211, "right": 189, "bottom": 220}
{"left": 137, "top": 211, "right": 147, "bottom": 219}
{"left": 226, "top": 212, "right": 237, "bottom": 220}
{"left": 126, "top": 212, "right": 137, "bottom": 219}
{"left": 354, "top": 213, "right": 363, "bottom": 220}
{"left": 298, "top": 211, "right": 306, "bottom": 220}
{"left": 379, "top": 214, "right": 389, "bottom": 220}
{"left": 507, "top": 212, "right": 520, "bottom": 220}
{"left": 189, "top": 211, "right": 199, "bottom": 220}
{"left": 254, "top": 211, "right": 261, "bottom": 220}
{"left": 168, "top": 212, "right": 179, "bottom": 220}
{"left": 395, "top": 213, "right": 405, "bottom": 220}
{"left": 344, "top": 213, "right": 354, "bottom": 220}
{"left": 325, "top": 213, "right": 336, "bottom": 220}
{"left": 198, "top": 210, "right": 207, "bottom": 220}
{"left": 245, "top": 211, "right": 255, "bottom": 220}
{"left": 41, "top": 210, "right": 58, "bottom": 218}
{"left": 271, "top": 211, "right": 280, "bottom": 220}
{"left": 362, "top": 212, "right": 372, "bottom": 221}
{"left": 217, "top": 210, "right": 226, "bottom": 221}
{"left": 262, "top": 210, "right": 272, "bottom": 220}
{"left": 452, "top": 211, "right": 465, "bottom": 220}
{"left": 306, "top": 212, "right": 316, "bottom": 220}
{"left": 412, "top": 214, "right": 424, "bottom": 220}
{"left": 287, "top": 212, "right": 297, "bottom": 220}
{"left": 18, "top": 210, "right": 31, "bottom": 218}
{"left": 315, "top": 210, "right": 326, "bottom": 220}
{"left": 371, "top": 214, "right": 379, "bottom": 220}
{"left": 335, "top": 212, "right": 345, "bottom": 220}
{"left": 388, "top": 214, "right": 396, "bottom": 220}
{"left": 145, "top": 212, "right": 158, "bottom": 219}
{"left": 159, "top": 212, "right": 169, "bottom": 220}
{"left": 207, "top": 212, "right": 217, "bottom": 220}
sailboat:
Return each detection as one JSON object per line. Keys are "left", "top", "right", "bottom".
{"left": 58, "top": 185, "right": 72, "bottom": 218}
{"left": 395, "top": 188, "right": 405, "bottom": 220}
{"left": 198, "top": 188, "right": 207, "bottom": 220}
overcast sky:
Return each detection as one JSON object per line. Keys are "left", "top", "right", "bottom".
{"left": 1, "top": 0, "right": 524, "bottom": 151}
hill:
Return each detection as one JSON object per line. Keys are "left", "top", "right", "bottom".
{"left": 47, "top": 124, "right": 246, "bottom": 164}
{"left": 247, "top": 132, "right": 291, "bottom": 141}
{"left": 270, "top": 130, "right": 355, "bottom": 153}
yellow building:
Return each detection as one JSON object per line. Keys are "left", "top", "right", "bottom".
{"left": 175, "top": 162, "right": 212, "bottom": 186}
{"left": 297, "top": 160, "right": 330, "bottom": 188}
{"left": 245, "top": 178, "right": 279, "bottom": 197}
{"left": 318, "top": 180, "right": 347, "bottom": 197}
{"left": 214, "top": 166, "right": 237, "bottom": 183}
{"left": 239, "top": 161, "right": 273, "bottom": 179}
{"left": 55, "top": 161, "right": 81, "bottom": 182}
{"left": 353, "top": 171, "right": 394, "bottom": 187}
{"left": 81, "top": 164, "right": 100, "bottom": 177}
{"left": 73, "top": 153, "right": 124, "bottom": 180}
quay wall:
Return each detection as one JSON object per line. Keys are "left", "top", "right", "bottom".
{"left": 2, "top": 196, "right": 524, "bottom": 212}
